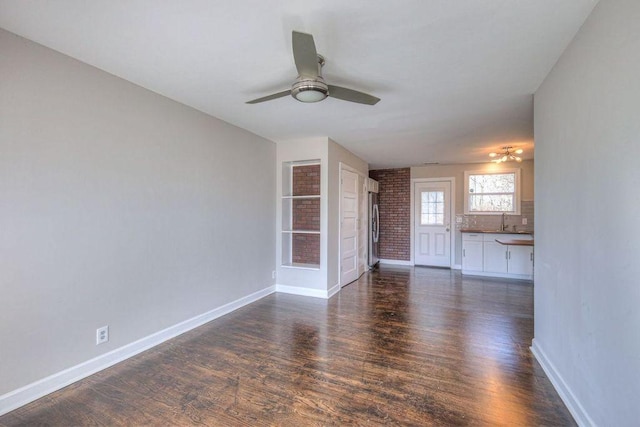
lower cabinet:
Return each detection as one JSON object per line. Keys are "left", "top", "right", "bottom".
{"left": 462, "top": 232, "right": 533, "bottom": 280}
{"left": 461, "top": 233, "right": 483, "bottom": 273}
{"left": 507, "top": 245, "right": 534, "bottom": 276}
{"left": 462, "top": 240, "right": 483, "bottom": 272}
{"left": 483, "top": 241, "right": 508, "bottom": 273}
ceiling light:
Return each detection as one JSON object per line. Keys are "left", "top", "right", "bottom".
{"left": 489, "top": 146, "right": 524, "bottom": 163}
{"left": 291, "top": 79, "right": 329, "bottom": 103}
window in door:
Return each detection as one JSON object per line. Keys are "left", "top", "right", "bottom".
{"left": 464, "top": 169, "right": 521, "bottom": 214}
{"left": 420, "top": 191, "right": 445, "bottom": 225}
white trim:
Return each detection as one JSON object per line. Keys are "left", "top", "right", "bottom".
{"left": 327, "top": 283, "right": 341, "bottom": 298}
{"left": 461, "top": 270, "right": 533, "bottom": 281}
{"left": 411, "top": 177, "right": 456, "bottom": 269}
{"left": 452, "top": 264, "right": 462, "bottom": 270}
{"left": 531, "top": 339, "right": 593, "bottom": 427}
{"left": 0, "top": 285, "right": 276, "bottom": 417}
{"left": 339, "top": 162, "right": 366, "bottom": 177}
{"left": 276, "top": 284, "right": 331, "bottom": 299}
{"left": 379, "top": 259, "right": 413, "bottom": 266}
{"left": 280, "top": 264, "right": 321, "bottom": 271}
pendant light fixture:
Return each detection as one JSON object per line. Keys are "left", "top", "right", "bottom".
{"left": 489, "top": 146, "right": 524, "bottom": 163}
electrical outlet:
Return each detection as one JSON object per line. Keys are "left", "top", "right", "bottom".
{"left": 522, "top": 218, "right": 528, "bottom": 225}
{"left": 271, "top": 270, "right": 276, "bottom": 279}
{"left": 96, "top": 326, "right": 109, "bottom": 345}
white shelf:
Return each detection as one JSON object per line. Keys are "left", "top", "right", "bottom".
{"left": 281, "top": 262, "right": 320, "bottom": 270}
{"left": 281, "top": 195, "right": 320, "bottom": 199}
{"left": 281, "top": 159, "right": 321, "bottom": 268}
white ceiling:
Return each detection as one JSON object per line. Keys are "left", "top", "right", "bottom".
{"left": 0, "top": 0, "right": 597, "bottom": 168}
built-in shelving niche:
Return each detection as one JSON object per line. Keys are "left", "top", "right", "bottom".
{"left": 281, "top": 160, "right": 321, "bottom": 269}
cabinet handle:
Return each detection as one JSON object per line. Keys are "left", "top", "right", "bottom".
{"left": 530, "top": 253, "right": 533, "bottom": 261}
{"left": 506, "top": 251, "right": 509, "bottom": 260}
{"left": 463, "top": 249, "right": 466, "bottom": 257}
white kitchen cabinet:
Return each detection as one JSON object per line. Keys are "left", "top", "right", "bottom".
{"left": 483, "top": 241, "right": 508, "bottom": 273}
{"left": 461, "top": 232, "right": 533, "bottom": 280}
{"left": 507, "top": 245, "right": 534, "bottom": 276}
{"left": 463, "top": 241, "right": 483, "bottom": 272}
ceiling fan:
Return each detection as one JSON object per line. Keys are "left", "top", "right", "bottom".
{"left": 246, "top": 31, "right": 380, "bottom": 106}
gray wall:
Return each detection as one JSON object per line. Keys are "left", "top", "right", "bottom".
{"left": 533, "top": 0, "right": 640, "bottom": 425}
{"left": 0, "top": 30, "right": 276, "bottom": 395}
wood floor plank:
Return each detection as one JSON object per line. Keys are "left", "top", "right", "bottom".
{"left": 0, "top": 266, "right": 576, "bottom": 426}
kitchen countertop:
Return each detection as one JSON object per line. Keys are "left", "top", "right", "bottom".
{"left": 460, "top": 229, "right": 533, "bottom": 235}
{"left": 495, "top": 238, "right": 535, "bottom": 246}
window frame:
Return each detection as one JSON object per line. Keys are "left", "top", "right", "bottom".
{"left": 463, "top": 168, "right": 521, "bottom": 215}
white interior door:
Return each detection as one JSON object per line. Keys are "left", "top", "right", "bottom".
{"left": 414, "top": 181, "right": 452, "bottom": 267}
{"left": 357, "top": 175, "right": 367, "bottom": 276}
{"left": 340, "top": 169, "right": 358, "bottom": 286}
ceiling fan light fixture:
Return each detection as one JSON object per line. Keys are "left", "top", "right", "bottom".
{"left": 246, "top": 31, "right": 379, "bottom": 105}
{"left": 291, "top": 79, "right": 328, "bottom": 103}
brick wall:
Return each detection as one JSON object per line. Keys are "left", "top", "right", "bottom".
{"left": 369, "top": 168, "right": 411, "bottom": 261}
{"left": 291, "top": 164, "right": 320, "bottom": 265}
{"left": 292, "top": 198, "right": 320, "bottom": 231}
{"left": 292, "top": 234, "right": 320, "bottom": 265}
{"left": 292, "top": 164, "right": 320, "bottom": 196}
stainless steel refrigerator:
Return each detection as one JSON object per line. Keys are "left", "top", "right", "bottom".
{"left": 368, "top": 183, "right": 380, "bottom": 269}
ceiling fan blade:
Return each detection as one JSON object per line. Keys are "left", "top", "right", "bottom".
{"left": 292, "top": 31, "right": 319, "bottom": 78}
{"left": 328, "top": 85, "right": 380, "bottom": 105}
{"left": 246, "top": 90, "right": 291, "bottom": 104}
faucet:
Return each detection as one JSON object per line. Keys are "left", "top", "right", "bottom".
{"left": 501, "top": 213, "right": 507, "bottom": 231}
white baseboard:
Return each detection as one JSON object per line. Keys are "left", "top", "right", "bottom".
{"left": 530, "top": 339, "right": 594, "bottom": 427}
{"left": 327, "top": 283, "right": 341, "bottom": 298}
{"left": 0, "top": 285, "right": 276, "bottom": 417}
{"left": 379, "top": 259, "right": 413, "bottom": 266}
{"left": 462, "top": 270, "right": 533, "bottom": 281}
{"left": 275, "top": 284, "right": 331, "bottom": 299}
{"left": 452, "top": 264, "right": 462, "bottom": 270}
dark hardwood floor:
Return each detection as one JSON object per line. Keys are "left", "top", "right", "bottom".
{"left": 0, "top": 266, "right": 575, "bottom": 426}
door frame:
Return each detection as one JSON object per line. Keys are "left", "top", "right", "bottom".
{"left": 339, "top": 162, "right": 368, "bottom": 287}
{"left": 410, "top": 177, "right": 456, "bottom": 268}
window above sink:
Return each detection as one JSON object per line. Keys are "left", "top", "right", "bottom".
{"left": 464, "top": 169, "right": 521, "bottom": 215}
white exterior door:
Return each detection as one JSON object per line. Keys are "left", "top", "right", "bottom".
{"left": 340, "top": 169, "right": 359, "bottom": 286}
{"left": 414, "top": 181, "right": 452, "bottom": 267}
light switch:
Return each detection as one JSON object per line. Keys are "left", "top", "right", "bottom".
{"left": 522, "top": 218, "right": 528, "bottom": 225}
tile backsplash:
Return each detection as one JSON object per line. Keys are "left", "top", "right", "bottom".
{"left": 456, "top": 201, "right": 534, "bottom": 233}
